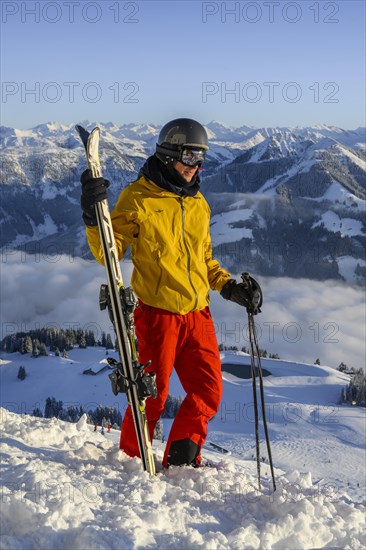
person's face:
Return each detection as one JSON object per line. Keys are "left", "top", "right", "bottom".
{"left": 173, "top": 161, "right": 199, "bottom": 184}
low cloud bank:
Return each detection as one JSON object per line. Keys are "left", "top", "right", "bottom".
{"left": 1, "top": 254, "right": 365, "bottom": 370}
{"left": 210, "top": 275, "right": 365, "bottom": 370}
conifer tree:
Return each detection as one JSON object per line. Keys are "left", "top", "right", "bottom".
{"left": 17, "top": 366, "right": 26, "bottom": 380}
{"left": 154, "top": 419, "right": 163, "bottom": 440}
{"left": 79, "top": 333, "right": 87, "bottom": 348}
{"left": 44, "top": 396, "right": 64, "bottom": 418}
{"left": 39, "top": 343, "right": 48, "bottom": 356}
{"left": 32, "top": 339, "right": 40, "bottom": 357}
{"left": 24, "top": 335, "right": 33, "bottom": 353}
{"left": 105, "top": 333, "right": 114, "bottom": 350}
{"left": 86, "top": 331, "right": 96, "bottom": 347}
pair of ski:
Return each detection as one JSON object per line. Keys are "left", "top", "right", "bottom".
{"left": 76, "top": 125, "right": 156, "bottom": 476}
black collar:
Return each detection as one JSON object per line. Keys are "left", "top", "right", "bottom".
{"left": 138, "top": 155, "right": 200, "bottom": 197}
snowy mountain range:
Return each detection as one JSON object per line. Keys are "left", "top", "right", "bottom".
{"left": 1, "top": 347, "right": 365, "bottom": 548}
{"left": 1, "top": 122, "right": 365, "bottom": 283}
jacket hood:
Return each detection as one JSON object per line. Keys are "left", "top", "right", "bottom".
{"left": 138, "top": 155, "right": 201, "bottom": 197}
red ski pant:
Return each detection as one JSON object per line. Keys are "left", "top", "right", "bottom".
{"left": 119, "top": 302, "right": 222, "bottom": 467}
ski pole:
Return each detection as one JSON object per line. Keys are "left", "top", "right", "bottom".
{"left": 247, "top": 310, "right": 276, "bottom": 492}
{"left": 241, "top": 272, "right": 276, "bottom": 491}
{"left": 248, "top": 312, "right": 261, "bottom": 490}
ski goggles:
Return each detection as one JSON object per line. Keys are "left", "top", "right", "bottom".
{"left": 179, "top": 147, "right": 206, "bottom": 167}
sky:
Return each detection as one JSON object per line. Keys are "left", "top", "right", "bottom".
{"left": 1, "top": 0, "right": 365, "bottom": 129}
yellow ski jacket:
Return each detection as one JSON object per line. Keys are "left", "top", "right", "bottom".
{"left": 86, "top": 175, "right": 231, "bottom": 314}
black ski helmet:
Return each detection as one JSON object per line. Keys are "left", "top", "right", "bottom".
{"left": 156, "top": 118, "right": 209, "bottom": 165}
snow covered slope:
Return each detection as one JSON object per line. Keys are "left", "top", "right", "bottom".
{"left": 1, "top": 407, "right": 365, "bottom": 550}
{"left": 1, "top": 348, "right": 365, "bottom": 549}
{"left": 1, "top": 122, "right": 365, "bottom": 283}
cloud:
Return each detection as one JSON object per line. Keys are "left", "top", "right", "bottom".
{"left": 1, "top": 254, "right": 365, "bottom": 370}
{"left": 0, "top": 252, "right": 134, "bottom": 342}
{"left": 209, "top": 275, "right": 365, "bottom": 370}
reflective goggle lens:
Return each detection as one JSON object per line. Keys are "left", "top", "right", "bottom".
{"left": 180, "top": 148, "right": 206, "bottom": 167}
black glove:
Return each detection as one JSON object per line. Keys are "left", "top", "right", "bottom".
{"left": 221, "top": 273, "right": 262, "bottom": 315}
{"left": 80, "top": 169, "right": 110, "bottom": 226}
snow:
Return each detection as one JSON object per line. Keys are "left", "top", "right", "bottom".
{"left": 337, "top": 256, "right": 366, "bottom": 283}
{"left": 33, "top": 122, "right": 71, "bottom": 134}
{"left": 312, "top": 211, "right": 364, "bottom": 237}
{"left": 336, "top": 145, "right": 366, "bottom": 171}
{"left": 1, "top": 348, "right": 365, "bottom": 549}
{"left": 321, "top": 181, "right": 365, "bottom": 207}
{"left": 257, "top": 157, "right": 318, "bottom": 194}
{"left": 205, "top": 121, "right": 253, "bottom": 144}
{"left": 9, "top": 214, "right": 60, "bottom": 249}
{"left": 0, "top": 348, "right": 124, "bottom": 414}
{"left": 14, "top": 129, "right": 33, "bottom": 138}
{"left": 210, "top": 209, "right": 253, "bottom": 245}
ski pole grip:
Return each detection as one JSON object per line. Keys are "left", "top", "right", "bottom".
{"left": 241, "top": 272, "right": 250, "bottom": 287}
{"left": 241, "top": 272, "right": 263, "bottom": 314}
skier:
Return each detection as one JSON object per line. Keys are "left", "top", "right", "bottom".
{"left": 80, "top": 118, "right": 259, "bottom": 468}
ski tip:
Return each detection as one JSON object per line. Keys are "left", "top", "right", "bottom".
{"left": 75, "top": 124, "right": 86, "bottom": 134}
{"left": 90, "top": 127, "right": 101, "bottom": 137}
{"left": 75, "top": 125, "right": 90, "bottom": 147}
{"left": 75, "top": 125, "right": 100, "bottom": 135}
{"left": 207, "top": 442, "right": 232, "bottom": 455}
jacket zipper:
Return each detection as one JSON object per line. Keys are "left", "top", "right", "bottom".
{"left": 154, "top": 249, "right": 163, "bottom": 295}
{"left": 179, "top": 198, "right": 198, "bottom": 310}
